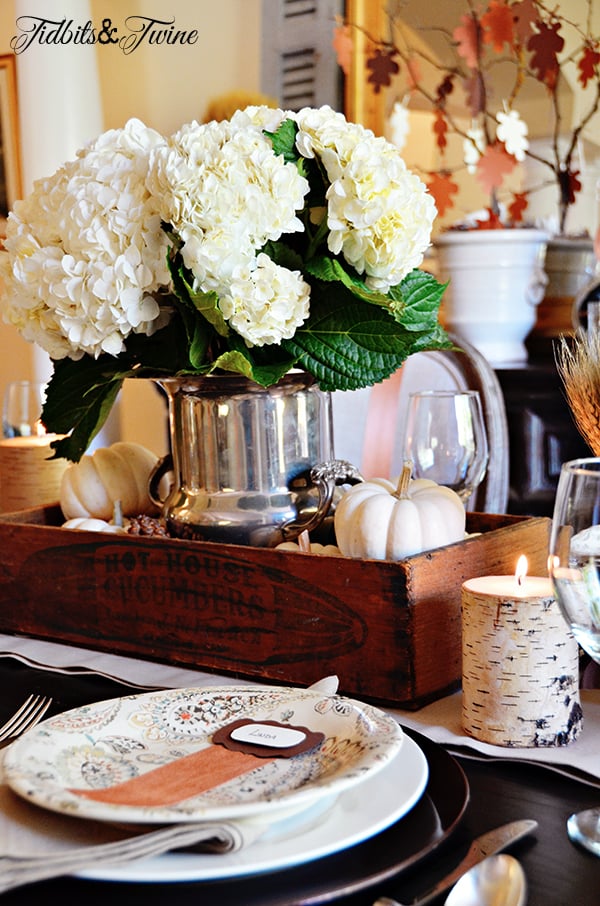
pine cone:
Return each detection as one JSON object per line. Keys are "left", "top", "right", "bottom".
{"left": 126, "top": 515, "right": 170, "bottom": 537}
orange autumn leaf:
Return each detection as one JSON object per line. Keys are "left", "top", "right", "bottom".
{"left": 508, "top": 192, "right": 529, "bottom": 224}
{"left": 332, "top": 22, "right": 353, "bottom": 76}
{"left": 528, "top": 21, "right": 564, "bottom": 90}
{"left": 578, "top": 43, "right": 600, "bottom": 89}
{"left": 366, "top": 48, "right": 399, "bottom": 93}
{"left": 481, "top": 0, "right": 514, "bottom": 53}
{"left": 512, "top": 0, "right": 538, "bottom": 44}
{"left": 474, "top": 208, "right": 505, "bottom": 229}
{"left": 427, "top": 172, "right": 459, "bottom": 216}
{"left": 475, "top": 142, "right": 517, "bottom": 194}
{"left": 453, "top": 13, "right": 480, "bottom": 70}
{"left": 433, "top": 108, "right": 449, "bottom": 151}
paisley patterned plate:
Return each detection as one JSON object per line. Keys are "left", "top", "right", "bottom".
{"left": 3, "top": 684, "right": 403, "bottom": 824}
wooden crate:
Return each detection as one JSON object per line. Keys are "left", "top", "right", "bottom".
{"left": 0, "top": 505, "right": 550, "bottom": 708}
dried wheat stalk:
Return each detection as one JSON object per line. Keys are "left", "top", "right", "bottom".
{"left": 556, "top": 332, "right": 600, "bottom": 455}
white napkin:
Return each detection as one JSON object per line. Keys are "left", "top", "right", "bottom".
{"left": 0, "top": 768, "right": 276, "bottom": 894}
{"left": 391, "top": 689, "right": 600, "bottom": 787}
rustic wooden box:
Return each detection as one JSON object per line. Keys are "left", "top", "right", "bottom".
{"left": 0, "top": 506, "right": 550, "bottom": 708}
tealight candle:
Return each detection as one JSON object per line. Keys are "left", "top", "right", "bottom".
{"left": 461, "top": 556, "right": 583, "bottom": 747}
{"left": 0, "top": 435, "right": 68, "bottom": 512}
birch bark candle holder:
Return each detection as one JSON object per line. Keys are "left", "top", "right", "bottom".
{"left": 0, "top": 436, "right": 68, "bottom": 513}
{"left": 461, "top": 559, "right": 583, "bottom": 747}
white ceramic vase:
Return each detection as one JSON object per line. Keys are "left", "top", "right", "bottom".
{"left": 434, "top": 229, "right": 548, "bottom": 366}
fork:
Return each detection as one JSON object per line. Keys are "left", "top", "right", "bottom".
{"left": 0, "top": 694, "right": 52, "bottom": 745}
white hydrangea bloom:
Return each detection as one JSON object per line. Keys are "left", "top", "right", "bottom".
{"left": 0, "top": 104, "right": 439, "bottom": 370}
{"left": 295, "top": 106, "right": 435, "bottom": 292}
{"left": 218, "top": 253, "right": 310, "bottom": 346}
{"left": 0, "top": 118, "right": 171, "bottom": 359}
{"left": 147, "top": 117, "right": 309, "bottom": 294}
{"left": 496, "top": 107, "right": 529, "bottom": 161}
{"left": 464, "top": 124, "right": 486, "bottom": 174}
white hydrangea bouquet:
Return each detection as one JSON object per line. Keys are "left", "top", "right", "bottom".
{"left": 0, "top": 105, "right": 448, "bottom": 461}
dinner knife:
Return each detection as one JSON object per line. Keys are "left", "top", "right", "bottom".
{"left": 373, "top": 818, "right": 537, "bottom": 906}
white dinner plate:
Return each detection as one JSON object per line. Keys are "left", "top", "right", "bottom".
{"left": 75, "top": 732, "right": 428, "bottom": 883}
{"left": 3, "top": 684, "right": 403, "bottom": 824}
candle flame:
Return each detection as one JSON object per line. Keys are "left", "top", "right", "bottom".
{"left": 515, "top": 555, "right": 528, "bottom": 586}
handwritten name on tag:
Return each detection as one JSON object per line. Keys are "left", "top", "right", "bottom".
{"left": 231, "top": 722, "right": 307, "bottom": 748}
{"left": 212, "top": 718, "right": 325, "bottom": 759}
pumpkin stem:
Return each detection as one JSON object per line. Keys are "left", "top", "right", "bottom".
{"left": 113, "top": 499, "right": 123, "bottom": 527}
{"left": 393, "top": 461, "right": 413, "bottom": 499}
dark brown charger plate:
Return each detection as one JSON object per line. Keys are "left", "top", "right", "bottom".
{"left": 0, "top": 657, "right": 469, "bottom": 905}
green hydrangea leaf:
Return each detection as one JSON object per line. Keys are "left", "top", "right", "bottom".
{"left": 264, "top": 118, "right": 299, "bottom": 163}
{"left": 305, "top": 255, "right": 390, "bottom": 305}
{"left": 281, "top": 279, "right": 451, "bottom": 391}
{"left": 390, "top": 270, "right": 449, "bottom": 328}
{"left": 42, "top": 358, "right": 127, "bottom": 462}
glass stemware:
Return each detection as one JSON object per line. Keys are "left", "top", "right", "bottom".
{"left": 2, "top": 381, "right": 47, "bottom": 438}
{"left": 403, "top": 389, "right": 489, "bottom": 504}
{"left": 549, "top": 457, "right": 600, "bottom": 856}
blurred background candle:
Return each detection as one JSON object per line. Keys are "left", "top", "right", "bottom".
{"left": 0, "top": 435, "right": 68, "bottom": 513}
{"left": 462, "top": 556, "right": 583, "bottom": 747}
{"left": 0, "top": 380, "right": 68, "bottom": 512}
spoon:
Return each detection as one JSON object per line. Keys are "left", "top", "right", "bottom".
{"left": 444, "top": 854, "right": 527, "bottom": 906}
{"left": 374, "top": 853, "right": 526, "bottom": 906}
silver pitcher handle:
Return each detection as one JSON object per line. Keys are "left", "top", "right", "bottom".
{"left": 148, "top": 453, "right": 173, "bottom": 507}
{"left": 281, "top": 459, "right": 363, "bottom": 541}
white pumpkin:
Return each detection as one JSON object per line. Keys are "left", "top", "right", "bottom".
{"left": 334, "top": 463, "right": 466, "bottom": 561}
{"left": 62, "top": 517, "right": 127, "bottom": 534}
{"left": 60, "top": 442, "right": 159, "bottom": 521}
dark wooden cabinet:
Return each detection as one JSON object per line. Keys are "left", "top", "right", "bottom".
{"left": 496, "top": 363, "right": 591, "bottom": 517}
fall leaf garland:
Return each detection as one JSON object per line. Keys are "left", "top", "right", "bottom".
{"left": 335, "top": 0, "right": 600, "bottom": 233}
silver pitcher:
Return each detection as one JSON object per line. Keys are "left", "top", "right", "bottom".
{"left": 149, "top": 372, "right": 360, "bottom": 547}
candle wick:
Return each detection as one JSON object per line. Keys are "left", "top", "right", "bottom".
{"left": 517, "top": 574, "right": 523, "bottom": 586}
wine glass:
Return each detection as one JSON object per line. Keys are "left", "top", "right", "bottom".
{"left": 2, "top": 381, "right": 47, "bottom": 438}
{"left": 403, "top": 389, "right": 489, "bottom": 504}
{"left": 549, "top": 457, "right": 600, "bottom": 856}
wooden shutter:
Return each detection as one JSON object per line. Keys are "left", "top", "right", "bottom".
{"left": 261, "top": 0, "right": 344, "bottom": 110}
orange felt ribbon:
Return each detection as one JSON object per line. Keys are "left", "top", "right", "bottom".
{"left": 69, "top": 745, "right": 273, "bottom": 808}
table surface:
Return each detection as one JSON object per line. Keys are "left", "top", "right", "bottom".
{"left": 1, "top": 658, "right": 598, "bottom": 906}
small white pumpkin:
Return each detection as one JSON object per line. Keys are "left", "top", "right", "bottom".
{"left": 60, "top": 441, "right": 159, "bottom": 521}
{"left": 334, "top": 463, "right": 466, "bottom": 561}
{"left": 62, "top": 517, "right": 127, "bottom": 534}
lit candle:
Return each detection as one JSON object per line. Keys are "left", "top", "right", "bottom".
{"left": 0, "top": 435, "right": 68, "bottom": 513}
{"left": 461, "top": 556, "right": 583, "bottom": 747}
{"left": 462, "top": 554, "right": 553, "bottom": 599}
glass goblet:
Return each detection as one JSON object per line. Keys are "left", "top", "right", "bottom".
{"left": 549, "top": 457, "right": 600, "bottom": 856}
{"left": 2, "top": 380, "right": 47, "bottom": 438}
{"left": 403, "top": 389, "right": 489, "bottom": 505}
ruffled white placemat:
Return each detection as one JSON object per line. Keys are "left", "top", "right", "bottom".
{"left": 390, "top": 689, "right": 600, "bottom": 787}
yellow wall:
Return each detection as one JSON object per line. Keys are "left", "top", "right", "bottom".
{"left": 92, "top": 0, "right": 261, "bottom": 134}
